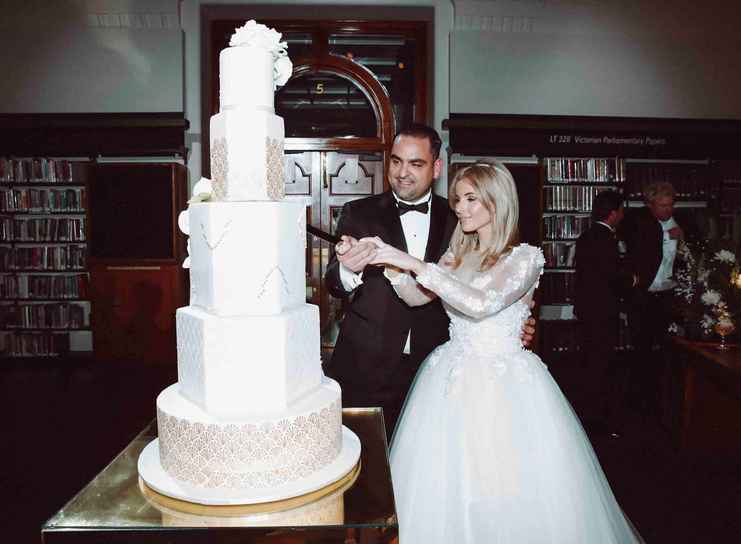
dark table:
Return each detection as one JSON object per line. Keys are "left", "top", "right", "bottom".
{"left": 669, "top": 336, "right": 741, "bottom": 456}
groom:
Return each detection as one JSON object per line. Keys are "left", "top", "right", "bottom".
{"left": 324, "top": 124, "right": 534, "bottom": 435}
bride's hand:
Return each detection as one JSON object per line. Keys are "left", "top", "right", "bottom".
{"left": 361, "top": 237, "right": 427, "bottom": 276}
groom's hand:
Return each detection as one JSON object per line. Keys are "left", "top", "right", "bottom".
{"left": 521, "top": 300, "right": 537, "bottom": 347}
{"left": 336, "top": 235, "right": 377, "bottom": 273}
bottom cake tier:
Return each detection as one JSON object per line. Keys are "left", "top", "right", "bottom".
{"left": 155, "top": 378, "right": 343, "bottom": 490}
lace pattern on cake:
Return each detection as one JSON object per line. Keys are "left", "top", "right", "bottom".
{"left": 158, "top": 400, "right": 342, "bottom": 489}
{"left": 176, "top": 312, "right": 205, "bottom": 396}
{"left": 211, "top": 138, "right": 228, "bottom": 200}
{"left": 266, "top": 137, "right": 285, "bottom": 200}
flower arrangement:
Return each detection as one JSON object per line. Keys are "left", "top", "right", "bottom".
{"left": 673, "top": 239, "right": 741, "bottom": 338}
{"left": 230, "top": 20, "right": 287, "bottom": 56}
{"left": 230, "top": 20, "right": 293, "bottom": 87}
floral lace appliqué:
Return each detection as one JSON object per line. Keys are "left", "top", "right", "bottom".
{"left": 265, "top": 137, "right": 285, "bottom": 201}
{"left": 210, "top": 138, "right": 228, "bottom": 200}
{"left": 415, "top": 245, "right": 546, "bottom": 397}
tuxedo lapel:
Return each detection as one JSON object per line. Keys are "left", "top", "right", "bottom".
{"left": 425, "top": 196, "right": 448, "bottom": 262}
{"left": 378, "top": 191, "right": 408, "bottom": 252}
{"left": 596, "top": 222, "right": 617, "bottom": 246}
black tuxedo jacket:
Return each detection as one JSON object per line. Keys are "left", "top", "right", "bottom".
{"left": 574, "top": 223, "right": 632, "bottom": 321}
{"left": 622, "top": 207, "right": 665, "bottom": 292}
{"left": 324, "top": 191, "right": 457, "bottom": 391}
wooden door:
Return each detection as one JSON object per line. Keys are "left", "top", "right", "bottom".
{"left": 285, "top": 150, "right": 385, "bottom": 349}
{"left": 88, "top": 162, "right": 188, "bottom": 364}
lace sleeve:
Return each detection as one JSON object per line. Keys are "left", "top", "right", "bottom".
{"left": 415, "top": 245, "right": 544, "bottom": 319}
{"left": 384, "top": 250, "right": 456, "bottom": 307}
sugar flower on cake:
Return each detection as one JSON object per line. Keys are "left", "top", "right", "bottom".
{"left": 180, "top": 177, "right": 215, "bottom": 269}
{"left": 177, "top": 210, "right": 192, "bottom": 269}
{"left": 230, "top": 20, "right": 293, "bottom": 88}
{"left": 182, "top": 240, "right": 191, "bottom": 269}
{"left": 178, "top": 210, "right": 190, "bottom": 270}
{"left": 188, "top": 177, "right": 214, "bottom": 203}
{"left": 274, "top": 55, "right": 293, "bottom": 88}
{"left": 230, "top": 20, "right": 286, "bottom": 52}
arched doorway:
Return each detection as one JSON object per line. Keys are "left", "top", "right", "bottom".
{"left": 280, "top": 55, "right": 394, "bottom": 348}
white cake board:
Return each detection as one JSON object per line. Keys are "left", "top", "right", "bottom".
{"left": 138, "top": 426, "right": 361, "bottom": 506}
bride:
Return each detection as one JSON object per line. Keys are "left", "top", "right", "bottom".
{"left": 362, "top": 161, "right": 642, "bottom": 543}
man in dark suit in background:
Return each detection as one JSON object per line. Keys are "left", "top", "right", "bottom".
{"left": 324, "top": 124, "right": 534, "bottom": 436}
{"left": 623, "top": 181, "right": 683, "bottom": 420}
{"left": 575, "top": 190, "right": 634, "bottom": 436}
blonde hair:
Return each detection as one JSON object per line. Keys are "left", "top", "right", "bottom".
{"left": 643, "top": 181, "right": 675, "bottom": 203}
{"left": 448, "top": 161, "right": 520, "bottom": 271}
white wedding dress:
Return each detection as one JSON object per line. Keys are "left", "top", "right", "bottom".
{"left": 389, "top": 244, "right": 642, "bottom": 543}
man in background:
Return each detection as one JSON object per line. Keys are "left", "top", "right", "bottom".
{"left": 623, "top": 181, "right": 683, "bottom": 421}
{"left": 575, "top": 190, "right": 634, "bottom": 437}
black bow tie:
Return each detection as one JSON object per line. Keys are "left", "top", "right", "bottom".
{"left": 397, "top": 201, "right": 429, "bottom": 215}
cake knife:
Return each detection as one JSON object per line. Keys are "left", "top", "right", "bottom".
{"left": 306, "top": 224, "right": 342, "bottom": 245}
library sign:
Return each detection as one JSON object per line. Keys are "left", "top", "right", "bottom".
{"left": 538, "top": 128, "right": 741, "bottom": 158}
{"left": 446, "top": 114, "right": 741, "bottom": 159}
{"left": 547, "top": 134, "right": 668, "bottom": 147}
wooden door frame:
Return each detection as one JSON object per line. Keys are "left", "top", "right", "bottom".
{"left": 285, "top": 54, "right": 395, "bottom": 189}
{"left": 201, "top": 13, "right": 429, "bottom": 180}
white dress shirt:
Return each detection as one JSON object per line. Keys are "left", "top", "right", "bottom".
{"left": 648, "top": 217, "right": 678, "bottom": 292}
{"left": 339, "top": 190, "right": 433, "bottom": 353}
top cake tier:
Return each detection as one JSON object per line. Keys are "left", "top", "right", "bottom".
{"left": 219, "top": 20, "right": 293, "bottom": 113}
{"left": 219, "top": 47, "right": 274, "bottom": 112}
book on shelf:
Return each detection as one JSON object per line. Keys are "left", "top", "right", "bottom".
{"left": 546, "top": 158, "right": 625, "bottom": 184}
{"left": 0, "top": 158, "right": 75, "bottom": 184}
{"left": 542, "top": 241, "right": 576, "bottom": 268}
{"left": 0, "top": 187, "right": 86, "bottom": 213}
{"left": 0, "top": 244, "right": 87, "bottom": 270}
{"left": 0, "top": 273, "right": 89, "bottom": 300}
{"left": 0, "top": 217, "right": 86, "bottom": 242}
{"left": 1, "top": 301, "right": 88, "bottom": 330}
{"left": 0, "top": 331, "right": 71, "bottom": 357}
{"left": 544, "top": 185, "right": 620, "bottom": 212}
{"left": 542, "top": 214, "right": 591, "bottom": 240}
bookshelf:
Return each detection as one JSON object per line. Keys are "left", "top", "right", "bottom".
{"left": 0, "top": 113, "right": 189, "bottom": 364}
{"left": 713, "top": 161, "right": 741, "bottom": 242}
{"left": 539, "top": 158, "right": 625, "bottom": 326}
{"left": 539, "top": 157, "right": 718, "bottom": 356}
{"left": 0, "top": 158, "right": 92, "bottom": 357}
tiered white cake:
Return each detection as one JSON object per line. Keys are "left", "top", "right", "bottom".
{"left": 138, "top": 21, "right": 360, "bottom": 506}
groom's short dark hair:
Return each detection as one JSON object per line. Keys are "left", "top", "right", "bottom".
{"left": 395, "top": 124, "right": 442, "bottom": 160}
{"left": 591, "top": 190, "right": 623, "bottom": 221}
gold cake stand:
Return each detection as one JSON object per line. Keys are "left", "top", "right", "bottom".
{"left": 139, "top": 460, "right": 361, "bottom": 516}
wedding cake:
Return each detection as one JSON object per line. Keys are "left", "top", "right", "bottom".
{"left": 138, "top": 21, "right": 360, "bottom": 506}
